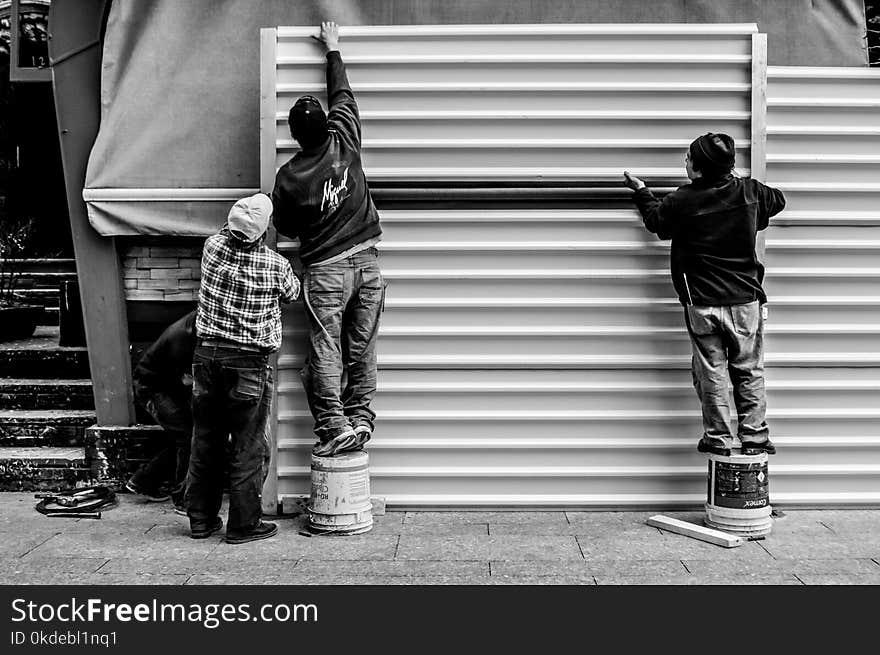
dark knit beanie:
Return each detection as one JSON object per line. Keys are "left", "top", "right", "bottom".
{"left": 288, "top": 95, "right": 329, "bottom": 149}
{"left": 689, "top": 133, "right": 736, "bottom": 177}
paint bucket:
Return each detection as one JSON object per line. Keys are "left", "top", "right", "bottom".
{"left": 307, "top": 450, "right": 373, "bottom": 535}
{"left": 704, "top": 451, "right": 772, "bottom": 538}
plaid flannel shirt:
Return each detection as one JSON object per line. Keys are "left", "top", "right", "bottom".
{"left": 196, "top": 228, "right": 300, "bottom": 352}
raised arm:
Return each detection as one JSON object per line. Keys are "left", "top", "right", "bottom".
{"left": 314, "top": 21, "right": 361, "bottom": 147}
{"left": 624, "top": 172, "right": 677, "bottom": 240}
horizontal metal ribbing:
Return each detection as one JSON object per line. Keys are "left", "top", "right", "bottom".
{"left": 277, "top": 380, "right": 880, "bottom": 395}
{"left": 277, "top": 354, "right": 880, "bottom": 369}
{"left": 764, "top": 182, "right": 880, "bottom": 192}
{"left": 767, "top": 154, "right": 880, "bottom": 164}
{"left": 277, "top": 464, "right": 880, "bottom": 478}
{"left": 277, "top": 238, "right": 875, "bottom": 251}
{"left": 277, "top": 436, "right": 880, "bottom": 450}
{"left": 277, "top": 110, "right": 752, "bottom": 121}
{"left": 768, "top": 126, "right": 880, "bottom": 136}
{"left": 278, "top": 82, "right": 752, "bottom": 94}
{"left": 377, "top": 268, "right": 880, "bottom": 279}
{"left": 276, "top": 408, "right": 880, "bottom": 422}
{"left": 277, "top": 24, "right": 760, "bottom": 38}
{"left": 276, "top": 138, "right": 739, "bottom": 150}
{"left": 287, "top": 492, "right": 880, "bottom": 508}
{"left": 278, "top": 54, "right": 752, "bottom": 65}
{"left": 768, "top": 66, "right": 880, "bottom": 79}
{"left": 276, "top": 167, "right": 697, "bottom": 180}
{"left": 280, "top": 325, "right": 879, "bottom": 338}
{"left": 767, "top": 98, "right": 880, "bottom": 108}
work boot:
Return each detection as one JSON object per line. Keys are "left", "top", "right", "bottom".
{"left": 190, "top": 516, "right": 223, "bottom": 539}
{"left": 741, "top": 439, "right": 777, "bottom": 455}
{"left": 226, "top": 521, "right": 278, "bottom": 545}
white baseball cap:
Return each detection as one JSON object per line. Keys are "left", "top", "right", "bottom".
{"left": 228, "top": 193, "right": 272, "bottom": 243}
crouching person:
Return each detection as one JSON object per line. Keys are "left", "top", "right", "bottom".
{"left": 127, "top": 310, "right": 196, "bottom": 513}
{"left": 624, "top": 133, "right": 785, "bottom": 456}
{"left": 185, "top": 193, "right": 300, "bottom": 543}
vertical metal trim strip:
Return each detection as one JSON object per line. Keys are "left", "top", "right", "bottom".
{"left": 751, "top": 33, "right": 769, "bottom": 263}
{"left": 260, "top": 27, "right": 282, "bottom": 514}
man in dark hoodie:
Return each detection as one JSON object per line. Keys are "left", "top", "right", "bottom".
{"left": 272, "top": 21, "right": 384, "bottom": 458}
{"left": 624, "top": 133, "right": 785, "bottom": 457}
{"left": 127, "top": 310, "right": 197, "bottom": 511}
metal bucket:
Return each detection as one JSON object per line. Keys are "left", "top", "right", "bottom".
{"left": 705, "top": 451, "right": 772, "bottom": 538}
{"left": 307, "top": 450, "right": 373, "bottom": 535}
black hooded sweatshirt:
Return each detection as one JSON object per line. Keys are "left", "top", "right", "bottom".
{"left": 633, "top": 175, "right": 786, "bottom": 306}
{"left": 271, "top": 51, "right": 381, "bottom": 266}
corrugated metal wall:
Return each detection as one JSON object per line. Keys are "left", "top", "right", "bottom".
{"left": 762, "top": 66, "right": 880, "bottom": 505}
{"left": 264, "top": 25, "right": 879, "bottom": 508}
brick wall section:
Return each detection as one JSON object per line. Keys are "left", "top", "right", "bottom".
{"left": 121, "top": 245, "right": 203, "bottom": 301}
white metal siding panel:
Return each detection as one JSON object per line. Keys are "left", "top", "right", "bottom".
{"left": 762, "top": 66, "right": 880, "bottom": 506}
{"left": 267, "top": 25, "right": 880, "bottom": 509}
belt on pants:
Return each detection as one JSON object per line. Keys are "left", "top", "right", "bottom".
{"left": 197, "top": 338, "right": 266, "bottom": 354}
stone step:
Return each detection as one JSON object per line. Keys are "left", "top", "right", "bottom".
{"left": 4, "top": 258, "right": 77, "bottom": 274}
{"left": 0, "top": 446, "right": 91, "bottom": 492}
{"left": 13, "top": 271, "right": 78, "bottom": 289}
{"left": 0, "top": 327, "right": 89, "bottom": 378}
{"left": 0, "top": 410, "right": 96, "bottom": 447}
{"left": 0, "top": 379, "right": 94, "bottom": 410}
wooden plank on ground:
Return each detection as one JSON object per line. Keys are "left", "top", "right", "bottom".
{"left": 647, "top": 515, "right": 744, "bottom": 548}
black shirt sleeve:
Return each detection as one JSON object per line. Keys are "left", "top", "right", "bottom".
{"left": 753, "top": 180, "right": 786, "bottom": 231}
{"left": 325, "top": 51, "right": 361, "bottom": 149}
{"left": 633, "top": 186, "right": 677, "bottom": 240}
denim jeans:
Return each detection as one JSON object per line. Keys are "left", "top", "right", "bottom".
{"left": 185, "top": 345, "right": 273, "bottom": 531}
{"left": 130, "top": 386, "right": 191, "bottom": 497}
{"left": 684, "top": 300, "right": 770, "bottom": 448}
{"left": 301, "top": 248, "right": 384, "bottom": 443}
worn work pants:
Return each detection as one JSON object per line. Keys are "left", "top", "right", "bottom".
{"left": 186, "top": 345, "right": 273, "bottom": 532}
{"left": 684, "top": 300, "right": 770, "bottom": 449}
{"left": 130, "top": 386, "right": 191, "bottom": 500}
{"left": 301, "top": 248, "right": 384, "bottom": 444}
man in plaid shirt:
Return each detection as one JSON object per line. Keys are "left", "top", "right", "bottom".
{"left": 185, "top": 193, "right": 299, "bottom": 544}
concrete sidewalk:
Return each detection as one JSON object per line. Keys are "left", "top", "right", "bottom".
{"left": 1, "top": 494, "right": 879, "bottom": 585}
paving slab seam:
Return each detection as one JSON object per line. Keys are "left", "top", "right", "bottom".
{"left": 19, "top": 532, "right": 61, "bottom": 559}
{"left": 793, "top": 574, "right": 807, "bottom": 585}
{"left": 574, "top": 535, "right": 586, "bottom": 560}
{"left": 872, "top": 558, "right": 880, "bottom": 569}
{"left": 756, "top": 540, "right": 776, "bottom": 559}
{"left": 144, "top": 523, "right": 159, "bottom": 535}
{"left": 818, "top": 521, "right": 836, "bottom": 534}
{"left": 680, "top": 560, "right": 691, "bottom": 574}
{"left": 93, "top": 558, "right": 111, "bottom": 573}
{"left": 393, "top": 535, "right": 401, "bottom": 560}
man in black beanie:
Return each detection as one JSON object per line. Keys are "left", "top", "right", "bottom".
{"left": 271, "top": 21, "right": 384, "bottom": 458}
{"left": 623, "top": 133, "right": 786, "bottom": 456}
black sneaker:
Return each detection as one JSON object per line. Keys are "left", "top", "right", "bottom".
{"left": 741, "top": 440, "right": 777, "bottom": 455}
{"left": 697, "top": 438, "right": 731, "bottom": 457}
{"left": 226, "top": 521, "right": 278, "bottom": 545}
{"left": 125, "top": 479, "right": 171, "bottom": 502}
{"left": 190, "top": 516, "right": 223, "bottom": 539}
